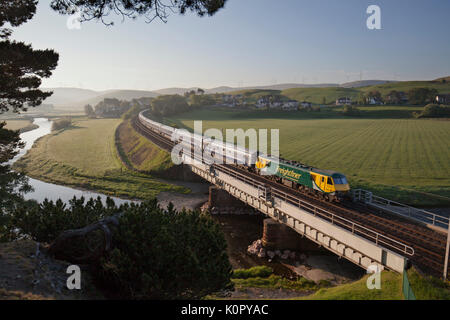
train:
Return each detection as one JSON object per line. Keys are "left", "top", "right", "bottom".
{"left": 138, "top": 111, "right": 351, "bottom": 201}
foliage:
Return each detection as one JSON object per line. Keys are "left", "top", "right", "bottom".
{"left": 94, "top": 98, "right": 131, "bottom": 118}
{"left": 0, "top": 0, "right": 59, "bottom": 113}
{"left": 232, "top": 266, "right": 273, "bottom": 279}
{"left": 50, "top": 0, "right": 227, "bottom": 24}
{"left": 96, "top": 200, "right": 233, "bottom": 299}
{"left": 407, "top": 268, "right": 450, "bottom": 300}
{"left": 408, "top": 87, "right": 438, "bottom": 105}
{"left": 52, "top": 117, "right": 72, "bottom": 131}
{"left": 84, "top": 104, "right": 95, "bottom": 118}
{"left": 7, "top": 196, "right": 119, "bottom": 243}
{"left": 4, "top": 196, "right": 233, "bottom": 300}
{"left": 188, "top": 93, "right": 216, "bottom": 107}
{"left": 0, "top": 122, "right": 33, "bottom": 241}
{"left": 413, "top": 104, "right": 450, "bottom": 118}
{"left": 121, "top": 104, "right": 143, "bottom": 120}
{"left": 233, "top": 274, "right": 318, "bottom": 292}
{"left": 150, "top": 94, "right": 190, "bottom": 117}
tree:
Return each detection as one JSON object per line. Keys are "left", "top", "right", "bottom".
{"left": 50, "top": 0, "right": 227, "bottom": 24}
{"left": 96, "top": 200, "right": 233, "bottom": 299}
{"left": 408, "top": 88, "right": 438, "bottom": 105}
{"left": 0, "top": 0, "right": 59, "bottom": 232}
{"left": 84, "top": 104, "right": 95, "bottom": 118}
{"left": 151, "top": 95, "right": 190, "bottom": 116}
{"left": 0, "top": 1, "right": 59, "bottom": 113}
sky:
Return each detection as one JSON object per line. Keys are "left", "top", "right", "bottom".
{"left": 10, "top": 0, "right": 450, "bottom": 91}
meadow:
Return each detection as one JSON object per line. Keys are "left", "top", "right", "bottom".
{"left": 228, "top": 79, "right": 450, "bottom": 105}
{"left": 13, "top": 118, "right": 187, "bottom": 200}
{"left": 168, "top": 107, "right": 450, "bottom": 206}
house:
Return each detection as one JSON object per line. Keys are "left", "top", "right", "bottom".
{"left": 336, "top": 97, "right": 352, "bottom": 105}
{"left": 301, "top": 101, "right": 312, "bottom": 108}
{"left": 270, "top": 101, "right": 283, "bottom": 108}
{"left": 256, "top": 97, "right": 270, "bottom": 109}
{"left": 368, "top": 97, "right": 383, "bottom": 105}
{"left": 436, "top": 94, "right": 450, "bottom": 104}
{"left": 282, "top": 100, "right": 300, "bottom": 111}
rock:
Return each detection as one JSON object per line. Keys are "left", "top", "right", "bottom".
{"left": 275, "top": 250, "right": 281, "bottom": 257}
{"left": 281, "top": 253, "right": 289, "bottom": 260}
{"left": 267, "top": 251, "right": 275, "bottom": 259}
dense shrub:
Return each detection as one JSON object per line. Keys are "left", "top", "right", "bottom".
{"left": 9, "top": 197, "right": 119, "bottom": 243}
{"left": 52, "top": 117, "right": 72, "bottom": 131}
{"left": 96, "top": 200, "right": 233, "bottom": 299}
{"left": 414, "top": 104, "right": 450, "bottom": 118}
{"left": 5, "top": 197, "right": 233, "bottom": 299}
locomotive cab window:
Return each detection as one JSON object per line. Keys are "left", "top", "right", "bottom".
{"left": 327, "top": 177, "right": 333, "bottom": 185}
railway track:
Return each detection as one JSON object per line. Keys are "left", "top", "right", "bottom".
{"left": 132, "top": 116, "right": 449, "bottom": 278}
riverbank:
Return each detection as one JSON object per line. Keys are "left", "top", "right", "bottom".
{"left": 13, "top": 118, "right": 188, "bottom": 200}
{"left": 4, "top": 119, "right": 39, "bottom": 133}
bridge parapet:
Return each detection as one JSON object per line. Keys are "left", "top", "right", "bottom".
{"left": 352, "top": 189, "right": 449, "bottom": 233}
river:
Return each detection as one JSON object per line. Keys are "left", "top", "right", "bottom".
{"left": 10, "top": 118, "right": 133, "bottom": 205}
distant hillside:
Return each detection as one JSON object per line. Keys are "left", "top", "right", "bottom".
{"left": 340, "top": 80, "right": 396, "bottom": 88}
{"left": 282, "top": 87, "right": 360, "bottom": 104}
{"left": 43, "top": 88, "right": 160, "bottom": 110}
{"left": 153, "top": 87, "right": 199, "bottom": 95}
{"left": 434, "top": 76, "right": 450, "bottom": 82}
{"left": 42, "top": 88, "right": 100, "bottom": 107}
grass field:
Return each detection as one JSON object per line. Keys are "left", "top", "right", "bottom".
{"left": 227, "top": 80, "right": 450, "bottom": 105}
{"left": 4, "top": 120, "right": 38, "bottom": 133}
{"left": 297, "top": 269, "right": 450, "bottom": 300}
{"left": 13, "top": 118, "right": 187, "bottom": 200}
{"left": 168, "top": 107, "right": 450, "bottom": 206}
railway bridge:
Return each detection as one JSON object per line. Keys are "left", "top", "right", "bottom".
{"left": 133, "top": 114, "right": 450, "bottom": 279}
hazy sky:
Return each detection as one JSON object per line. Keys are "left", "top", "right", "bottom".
{"left": 11, "top": 0, "right": 450, "bottom": 91}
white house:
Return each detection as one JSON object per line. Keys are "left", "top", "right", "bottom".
{"left": 336, "top": 97, "right": 352, "bottom": 105}
{"left": 282, "top": 100, "right": 300, "bottom": 111}
{"left": 301, "top": 101, "right": 312, "bottom": 108}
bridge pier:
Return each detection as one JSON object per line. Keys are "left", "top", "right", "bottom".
{"left": 207, "top": 186, "right": 258, "bottom": 215}
{"left": 262, "top": 218, "right": 323, "bottom": 252}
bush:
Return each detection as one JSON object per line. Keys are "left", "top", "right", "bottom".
{"left": 6, "top": 197, "right": 233, "bottom": 300}
{"left": 9, "top": 197, "right": 119, "bottom": 243}
{"left": 95, "top": 200, "right": 233, "bottom": 299}
{"left": 52, "top": 117, "right": 72, "bottom": 131}
{"left": 232, "top": 266, "right": 273, "bottom": 279}
{"left": 414, "top": 104, "right": 450, "bottom": 118}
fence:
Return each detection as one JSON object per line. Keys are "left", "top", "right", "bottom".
{"left": 402, "top": 270, "right": 416, "bottom": 300}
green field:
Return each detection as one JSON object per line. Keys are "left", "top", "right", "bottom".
{"left": 13, "top": 118, "right": 187, "bottom": 200}
{"left": 226, "top": 80, "right": 450, "bottom": 105}
{"left": 168, "top": 108, "right": 450, "bottom": 206}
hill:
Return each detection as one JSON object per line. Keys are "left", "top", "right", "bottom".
{"left": 76, "top": 89, "right": 159, "bottom": 108}
{"left": 340, "top": 80, "right": 396, "bottom": 88}
{"left": 42, "top": 87, "right": 100, "bottom": 106}
{"left": 42, "top": 88, "right": 160, "bottom": 110}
